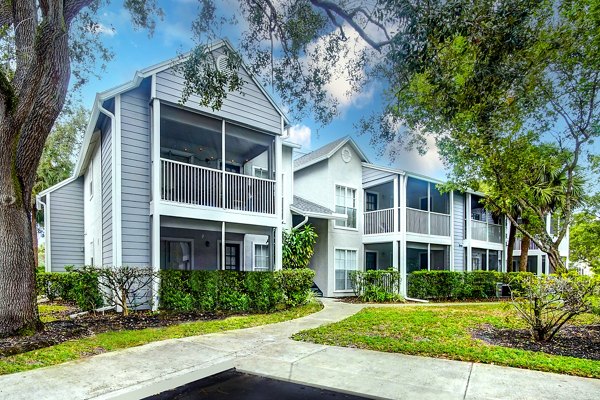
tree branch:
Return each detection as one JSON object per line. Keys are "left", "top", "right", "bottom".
{"left": 309, "top": 0, "right": 391, "bottom": 51}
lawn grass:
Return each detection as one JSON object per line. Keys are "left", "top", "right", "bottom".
{"left": 0, "top": 302, "right": 322, "bottom": 376}
{"left": 292, "top": 304, "right": 600, "bottom": 378}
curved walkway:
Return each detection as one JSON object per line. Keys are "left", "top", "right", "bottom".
{"left": 0, "top": 299, "right": 598, "bottom": 400}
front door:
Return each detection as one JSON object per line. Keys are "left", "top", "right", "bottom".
{"left": 224, "top": 243, "right": 241, "bottom": 271}
{"left": 365, "top": 252, "right": 377, "bottom": 271}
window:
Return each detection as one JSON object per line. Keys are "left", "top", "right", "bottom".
{"left": 335, "top": 185, "right": 356, "bottom": 228}
{"left": 160, "top": 240, "right": 192, "bottom": 270}
{"left": 365, "top": 192, "right": 378, "bottom": 212}
{"left": 254, "top": 244, "right": 270, "bottom": 271}
{"left": 335, "top": 249, "right": 357, "bottom": 291}
{"left": 253, "top": 167, "right": 270, "bottom": 179}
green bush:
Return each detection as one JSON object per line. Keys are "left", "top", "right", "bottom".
{"left": 407, "top": 270, "right": 534, "bottom": 300}
{"left": 159, "top": 269, "right": 315, "bottom": 312}
{"left": 349, "top": 270, "right": 404, "bottom": 302}
{"left": 36, "top": 268, "right": 102, "bottom": 311}
{"left": 282, "top": 225, "right": 318, "bottom": 269}
{"left": 277, "top": 269, "right": 315, "bottom": 307}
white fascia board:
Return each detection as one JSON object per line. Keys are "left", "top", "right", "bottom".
{"left": 289, "top": 206, "right": 348, "bottom": 220}
{"left": 362, "top": 162, "right": 406, "bottom": 176}
{"left": 294, "top": 137, "right": 370, "bottom": 172}
{"left": 282, "top": 140, "right": 302, "bottom": 149}
{"left": 36, "top": 175, "right": 79, "bottom": 198}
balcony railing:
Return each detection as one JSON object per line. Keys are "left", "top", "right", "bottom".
{"left": 364, "top": 208, "right": 394, "bottom": 235}
{"left": 471, "top": 220, "right": 503, "bottom": 243}
{"left": 406, "top": 208, "right": 450, "bottom": 236}
{"left": 161, "top": 158, "right": 275, "bottom": 214}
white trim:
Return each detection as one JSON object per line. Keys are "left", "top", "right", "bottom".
{"left": 37, "top": 176, "right": 79, "bottom": 197}
{"left": 45, "top": 192, "right": 51, "bottom": 272}
{"left": 160, "top": 237, "right": 195, "bottom": 270}
{"left": 252, "top": 243, "right": 271, "bottom": 271}
{"left": 113, "top": 94, "right": 123, "bottom": 267}
{"left": 361, "top": 163, "right": 406, "bottom": 176}
{"left": 282, "top": 140, "right": 302, "bottom": 149}
{"left": 333, "top": 247, "right": 359, "bottom": 292}
{"left": 333, "top": 183, "right": 358, "bottom": 230}
{"left": 289, "top": 206, "right": 347, "bottom": 220}
{"left": 217, "top": 239, "right": 244, "bottom": 270}
{"left": 151, "top": 99, "right": 161, "bottom": 310}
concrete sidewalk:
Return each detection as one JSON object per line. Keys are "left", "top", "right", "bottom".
{"left": 0, "top": 299, "right": 598, "bottom": 400}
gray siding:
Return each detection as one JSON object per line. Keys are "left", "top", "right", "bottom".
{"left": 155, "top": 48, "right": 282, "bottom": 134}
{"left": 120, "top": 83, "right": 151, "bottom": 265}
{"left": 49, "top": 177, "right": 84, "bottom": 271}
{"left": 453, "top": 192, "right": 465, "bottom": 271}
{"left": 362, "top": 167, "right": 394, "bottom": 186}
{"left": 101, "top": 119, "right": 113, "bottom": 265}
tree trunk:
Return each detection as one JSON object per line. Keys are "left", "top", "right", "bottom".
{"left": 31, "top": 204, "right": 38, "bottom": 270}
{"left": 546, "top": 247, "right": 565, "bottom": 274}
{"left": 0, "top": 204, "right": 41, "bottom": 337}
{"left": 506, "top": 223, "right": 516, "bottom": 272}
{"left": 519, "top": 235, "right": 530, "bottom": 272}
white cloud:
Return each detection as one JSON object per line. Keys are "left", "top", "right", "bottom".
{"left": 287, "top": 124, "right": 312, "bottom": 149}
{"left": 385, "top": 135, "right": 447, "bottom": 180}
{"left": 93, "top": 23, "right": 116, "bottom": 37}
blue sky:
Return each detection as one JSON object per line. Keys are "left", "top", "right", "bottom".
{"left": 77, "top": 0, "right": 447, "bottom": 179}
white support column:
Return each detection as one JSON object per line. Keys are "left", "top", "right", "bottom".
{"left": 150, "top": 98, "right": 161, "bottom": 311}
{"left": 221, "top": 120, "right": 226, "bottom": 210}
{"left": 450, "top": 191, "right": 455, "bottom": 271}
{"left": 112, "top": 95, "right": 123, "bottom": 268}
{"left": 537, "top": 254, "right": 543, "bottom": 276}
{"left": 221, "top": 221, "right": 226, "bottom": 270}
{"left": 275, "top": 135, "right": 283, "bottom": 270}
{"left": 393, "top": 176, "right": 399, "bottom": 233}
{"left": 400, "top": 175, "right": 408, "bottom": 295}
{"left": 465, "top": 193, "right": 472, "bottom": 271}
{"left": 392, "top": 240, "right": 399, "bottom": 273}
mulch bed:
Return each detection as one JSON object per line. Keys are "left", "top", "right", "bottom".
{"left": 472, "top": 324, "right": 600, "bottom": 360}
{"left": 0, "top": 308, "right": 222, "bottom": 357}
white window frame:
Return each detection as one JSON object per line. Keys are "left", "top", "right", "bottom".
{"left": 334, "top": 184, "right": 358, "bottom": 230}
{"left": 253, "top": 243, "right": 270, "bottom": 271}
{"left": 161, "top": 237, "right": 194, "bottom": 270}
{"left": 334, "top": 247, "right": 358, "bottom": 292}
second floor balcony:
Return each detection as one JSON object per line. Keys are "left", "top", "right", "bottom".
{"left": 159, "top": 104, "right": 276, "bottom": 215}
{"left": 471, "top": 220, "right": 503, "bottom": 243}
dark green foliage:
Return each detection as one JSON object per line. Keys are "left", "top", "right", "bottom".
{"left": 349, "top": 270, "right": 404, "bottom": 303}
{"left": 407, "top": 271, "right": 535, "bottom": 300}
{"left": 282, "top": 225, "right": 318, "bottom": 269}
{"left": 277, "top": 269, "right": 315, "bottom": 308}
{"left": 159, "top": 269, "right": 315, "bottom": 312}
{"left": 36, "top": 269, "right": 102, "bottom": 312}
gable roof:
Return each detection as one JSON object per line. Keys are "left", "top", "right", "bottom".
{"left": 71, "top": 39, "right": 289, "bottom": 179}
{"left": 290, "top": 195, "right": 347, "bottom": 220}
{"left": 293, "top": 136, "right": 370, "bottom": 171}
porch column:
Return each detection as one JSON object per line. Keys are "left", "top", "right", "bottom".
{"left": 450, "top": 191, "right": 455, "bottom": 271}
{"left": 275, "top": 134, "right": 283, "bottom": 270}
{"left": 393, "top": 176, "right": 399, "bottom": 233}
{"left": 150, "top": 97, "right": 161, "bottom": 310}
{"left": 465, "top": 193, "right": 472, "bottom": 272}
{"left": 537, "top": 254, "right": 543, "bottom": 276}
{"left": 400, "top": 175, "right": 408, "bottom": 296}
{"left": 221, "top": 221, "right": 225, "bottom": 270}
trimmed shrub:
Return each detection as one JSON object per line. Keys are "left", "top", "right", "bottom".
{"left": 277, "top": 269, "right": 315, "bottom": 307}
{"left": 159, "top": 269, "right": 315, "bottom": 312}
{"left": 407, "top": 270, "right": 535, "bottom": 300}
{"left": 36, "top": 269, "right": 102, "bottom": 311}
{"left": 349, "top": 270, "right": 403, "bottom": 302}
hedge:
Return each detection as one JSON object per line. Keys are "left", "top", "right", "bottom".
{"left": 36, "top": 269, "right": 103, "bottom": 311}
{"left": 407, "top": 271, "right": 535, "bottom": 300}
{"left": 349, "top": 270, "right": 403, "bottom": 302}
{"left": 159, "top": 269, "right": 315, "bottom": 312}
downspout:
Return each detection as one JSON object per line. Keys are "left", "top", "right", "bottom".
{"left": 293, "top": 215, "right": 309, "bottom": 230}
{"left": 97, "top": 102, "right": 116, "bottom": 265}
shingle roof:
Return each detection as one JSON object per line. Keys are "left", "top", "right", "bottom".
{"left": 293, "top": 137, "right": 348, "bottom": 169}
{"left": 291, "top": 196, "right": 336, "bottom": 216}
